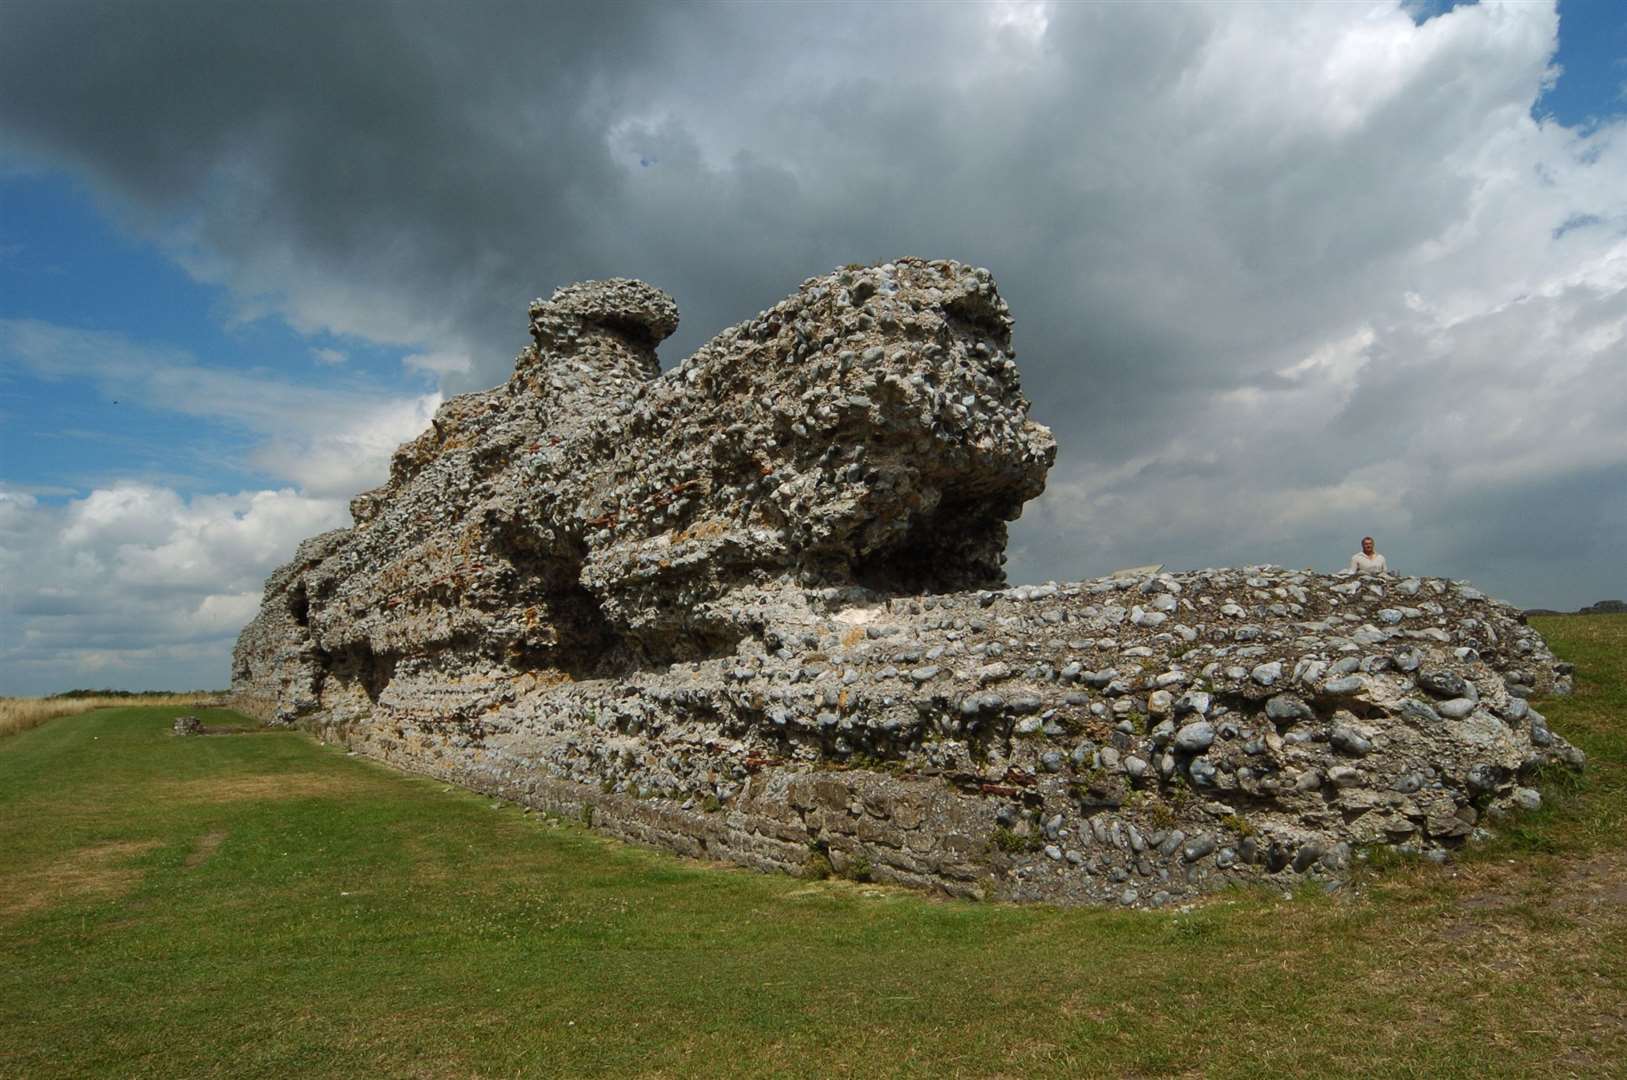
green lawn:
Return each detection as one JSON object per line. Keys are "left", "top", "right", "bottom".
{"left": 2, "top": 617, "right": 1624, "bottom": 1079}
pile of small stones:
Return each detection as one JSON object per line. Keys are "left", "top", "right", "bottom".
{"left": 230, "top": 260, "right": 1581, "bottom": 907}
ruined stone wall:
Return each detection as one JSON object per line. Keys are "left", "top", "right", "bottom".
{"left": 233, "top": 260, "right": 1580, "bottom": 907}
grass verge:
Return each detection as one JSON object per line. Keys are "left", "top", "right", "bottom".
{"left": 0, "top": 620, "right": 1622, "bottom": 1078}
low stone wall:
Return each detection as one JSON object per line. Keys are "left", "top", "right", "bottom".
{"left": 239, "top": 563, "right": 1581, "bottom": 908}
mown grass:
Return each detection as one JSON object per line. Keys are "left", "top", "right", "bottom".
{"left": 1, "top": 620, "right": 1623, "bottom": 1079}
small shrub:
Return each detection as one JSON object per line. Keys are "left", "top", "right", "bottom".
{"left": 1144, "top": 800, "right": 1178, "bottom": 831}
{"left": 1355, "top": 843, "right": 1415, "bottom": 873}
{"left": 1169, "top": 919, "right": 1213, "bottom": 943}
{"left": 1054, "top": 714, "right": 1088, "bottom": 735}
{"left": 1487, "top": 819, "right": 1560, "bottom": 856}
{"left": 1221, "top": 813, "right": 1256, "bottom": 838}
{"left": 579, "top": 803, "right": 595, "bottom": 828}
{"left": 1530, "top": 760, "right": 1585, "bottom": 799}
{"left": 991, "top": 827, "right": 1042, "bottom": 854}
{"left": 702, "top": 794, "right": 722, "bottom": 813}
{"left": 1069, "top": 768, "right": 1120, "bottom": 802}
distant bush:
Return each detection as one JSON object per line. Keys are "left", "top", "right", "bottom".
{"left": 49, "top": 688, "right": 223, "bottom": 700}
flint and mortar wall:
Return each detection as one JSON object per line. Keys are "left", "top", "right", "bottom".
{"left": 232, "top": 260, "right": 1581, "bottom": 908}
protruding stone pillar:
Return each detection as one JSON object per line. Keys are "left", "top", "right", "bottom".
{"left": 526, "top": 278, "right": 680, "bottom": 381}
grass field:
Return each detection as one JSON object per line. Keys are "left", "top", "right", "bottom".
{"left": 0, "top": 693, "right": 223, "bottom": 740}
{"left": 1, "top": 617, "right": 1622, "bottom": 1079}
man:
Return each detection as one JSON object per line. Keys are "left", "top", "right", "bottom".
{"left": 1349, "top": 536, "right": 1387, "bottom": 575}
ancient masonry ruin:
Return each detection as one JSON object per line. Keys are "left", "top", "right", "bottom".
{"left": 232, "top": 258, "right": 1583, "bottom": 907}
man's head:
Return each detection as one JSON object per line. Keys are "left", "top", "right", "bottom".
{"left": 1361, "top": 536, "right": 1375, "bottom": 556}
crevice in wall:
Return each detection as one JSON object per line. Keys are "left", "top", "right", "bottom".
{"left": 321, "top": 641, "right": 399, "bottom": 705}
{"left": 849, "top": 504, "right": 1007, "bottom": 595}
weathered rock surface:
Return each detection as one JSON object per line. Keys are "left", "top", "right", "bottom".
{"left": 233, "top": 259, "right": 1581, "bottom": 907}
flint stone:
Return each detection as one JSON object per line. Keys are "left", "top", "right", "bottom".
{"left": 1320, "top": 676, "right": 1365, "bottom": 697}
{"left": 1181, "top": 835, "right": 1216, "bottom": 862}
{"left": 1530, "top": 712, "right": 1555, "bottom": 746}
{"left": 1173, "top": 722, "right": 1215, "bottom": 754}
{"left": 1175, "top": 690, "right": 1211, "bottom": 715}
{"left": 1438, "top": 698, "right": 1477, "bottom": 720}
{"left": 1266, "top": 694, "right": 1315, "bottom": 723}
{"left": 1292, "top": 844, "right": 1325, "bottom": 873}
{"left": 1326, "top": 765, "right": 1361, "bottom": 787}
{"left": 1390, "top": 772, "right": 1425, "bottom": 794}
{"left": 1398, "top": 698, "right": 1442, "bottom": 726}
{"left": 1330, "top": 726, "right": 1374, "bottom": 757}
{"left": 1466, "top": 763, "right": 1505, "bottom": 795}
{"left": 1418, "top": 670, "right": 1468, "bottom": 699}
{"left": 1251, "top": 662, "right": 1283, "bottom": 686}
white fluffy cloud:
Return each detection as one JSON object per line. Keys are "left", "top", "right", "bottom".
{"left": 0, "top": 485, "right": 349, "bottom": 694}
{"left": 401, "top": 350, "right": 473, "bottom": 377}
{"left": 0, "top": 321, "right": 437, "bottom": 693}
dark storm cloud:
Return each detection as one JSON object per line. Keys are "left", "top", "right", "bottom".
{"left": 3, "top": 0, "right": 1625, "bottom": 657}
{"left": 1, "top": 0, "right": 661, "bottom": 354}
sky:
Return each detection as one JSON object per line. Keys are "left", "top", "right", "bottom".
{"left": 2, "top": 0, "right": 1625, "bottom": 695}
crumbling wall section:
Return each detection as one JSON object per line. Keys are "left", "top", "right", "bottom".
{"left": 232, "top": 260, "right": 1580, "bottom": 907}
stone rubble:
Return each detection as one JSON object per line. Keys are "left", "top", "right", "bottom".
{"left": 232, "top": 259, "right": 1581, "bottom": 907}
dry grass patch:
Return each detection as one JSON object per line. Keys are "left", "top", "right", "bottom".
{"left": 157, "top": 772, "right": 358, "bottom": 804}
{"left": 1550, "top": 849, "right": 1627, "bottom": 917}
{"left": 0, "top": 693, "right": 223, "bottom": 739}
{"left": 183, "top": 829, "right": 229, "bottom": 868}
{"left": 1345, "top": 851, "right": 1627, "bottom": 1074}
{"left": 0, "top": 840, "right": 160, "bottom": 921}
